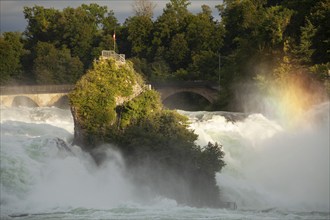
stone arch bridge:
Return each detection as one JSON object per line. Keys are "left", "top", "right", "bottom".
{"left": 151, "top": 81, "right": 220, "bottom": 103}
{"left": 0, "top": 82, "right": 220, "bottom": 108}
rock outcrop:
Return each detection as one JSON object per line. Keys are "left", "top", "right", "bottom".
{"left": 68, "top": 56, "right": 226, "bottom": 208}
{"left": 69, "top": 58, "right": 145, "bottom": 149}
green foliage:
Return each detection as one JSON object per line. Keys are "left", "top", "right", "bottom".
{"left": 68, "top": 54, "right": 226, "bottom": 206}
{"left": 23, "top": 6, "right": 61, "bottom": 44}
{"left": 120, "top": 110, "right": 196, "bottom": 148}
{"left": 149, "top": 59, "right": 172, "bottom": 81}
{"left": 186, "top": 6, "right": 224, "bottom": 52}
{"left": 168, "top": 33, "right": 189, "bottom": 69}
{"left": 69, "top": 58, "right": 143, "bottom": 137}
{"left": 218, "top": 0, "right": 293, "bottom": 80}
{"left": 0, "top": 32, "right": 25, "bottom": 84}
{"left": 198, "top": 142, "right": 226, "bottom": 176}
{"left": 129, "top": 57, "right": 150, "bottom": 78}
{"left": 2, "top": 1, "right": 328, "bottom": 111}
{"left": 33, "top": 42, "right": 83, "bottom": 84}
{"left": 188, "top": 50, "right": 219, "bottom": 80}
{"left": 59, "top": 6, "right": 98, "bottom": 66}
{"left": 0, "top": 38, "right": 12, "bottom": 84}
{"left": 307, "top": 0, "right": 330, "bottom": 64}
{"left": 118, "top": 89, "right": 162, "bottom": 128}
{"left": 130, "top": 56, "right": 172, "bottom": 81}
{"left": 281, "top": 0, "right": 329, "bottom": 64}
{"left": 116, "top": 109, "right": 225, "bottom": 206}
{"left": 292, "top": 19, "right": 316, "bottom": 64}
{"left": 209, "top": 88, "right": 232, "bottom": 111}
{"left": 125, "top": 1, "right": 223, "bottom": 82}
{"left": 309, "top": 63, "right": 330, "bottom": 95}
{"left": 309, "top": 63, "right": 330, "bottom": 81}
{"left": 257, "top": 6, "right": 293, "bottom": 49}
{"left": 23, "top": 4, "right": 119, "bottom": 71}
{"left": 125, "top": 16, "right": 154, "bottom": 57}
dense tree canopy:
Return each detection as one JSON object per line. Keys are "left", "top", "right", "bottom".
{"left": 0, "top": 0, "right": 329, "bottom": 106}
{"left": 33, "top": 42, "right": 83, "bottom": 84}
{"left": 0, "top": 32, "right": 25, "bottom": 85}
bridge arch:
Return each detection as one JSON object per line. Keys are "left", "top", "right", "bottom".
{"left": 1, "top": 93, "right": 69, "bottom": 108}
{"left": 157, "top": 87, "right": 219, "bottom": 104}
{"left": 12, "top": 96, "right": 39, "bottom": 107}
{"left": 163, "top": 91, "right": 211, "bottom": 110}
{"left": 1, "top": 83, "right": 220, "bottom": 108}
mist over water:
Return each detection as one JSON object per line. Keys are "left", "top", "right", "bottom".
{"left": 1, "top": 104, "right": 329, "bottom": 219}
{"left": 182, "top": 101, "right": 330, "bottom": 212}
{"left": 0, "top": 107, "right": 136, "bottom": 215}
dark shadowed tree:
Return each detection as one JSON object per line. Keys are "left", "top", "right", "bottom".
{"left": 33, "top": 42, "right": 83, "bottom": 84}
{"left": 217, "top": 0, "right": 293, "bottom": 80}
{"left": 168, "top": 33, "right": 189, "bottom": 69}
{"left": 23, "top": 6, "right": 61, "bottom": 46}
{"left": 125, "top": 16, "right": 154, "bottom": 57}
{"left": 0, "top": 32, "right": 25, "bottom": 85}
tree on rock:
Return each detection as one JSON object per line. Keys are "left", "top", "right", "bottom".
{"left": 69, "top": 54, "right": 226, "bottom": 208}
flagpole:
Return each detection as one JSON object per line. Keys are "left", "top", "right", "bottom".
{"left": 113, "top": 31, "right": 116, "bottom": 52}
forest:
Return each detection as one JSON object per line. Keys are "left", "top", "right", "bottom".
{"left": 1, "top": 0, "right": 329, "bottom": 109}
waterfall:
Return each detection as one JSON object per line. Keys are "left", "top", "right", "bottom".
{"left": 1, "top": 104, "right": 329, "bottom": 219}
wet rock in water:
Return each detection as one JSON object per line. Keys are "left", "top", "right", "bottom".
{"left": 53, "top": 137, "right": 74, "bottom": 157}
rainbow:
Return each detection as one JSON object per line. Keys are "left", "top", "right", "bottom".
{"left": 265, "top": 73, "right": 326, "bottom": 126}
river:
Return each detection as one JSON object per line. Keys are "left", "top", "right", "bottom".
{"left": 0, "top": 103, "right": 329, "bottom": 219}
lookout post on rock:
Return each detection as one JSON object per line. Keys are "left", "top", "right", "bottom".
{"left": 101, "top": 50, "right": 125, "bottom": 63}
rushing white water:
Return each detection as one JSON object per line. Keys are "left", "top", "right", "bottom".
{"left": 182, "top": 102, "right": 330, "bottom": 212}
{"left": 0, "top": 104, "right": 329, "bottom": 219}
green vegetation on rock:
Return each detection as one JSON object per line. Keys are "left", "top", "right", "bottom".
{"left": 69, "top": 58, "right": 144, "bottom": 144}
{"left": 69, "top": 57, "right": 226, "bottom": 207}
{"left": 118, "top": 89, "right": 162, "bottom": 129}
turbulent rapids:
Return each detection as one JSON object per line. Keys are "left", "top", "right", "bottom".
{"left": 0, "top": 103, "right": 329, "bottom": 219}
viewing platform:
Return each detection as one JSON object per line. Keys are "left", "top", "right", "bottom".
{"left": 100, "top": 50, "right": 125, "bottom": 63}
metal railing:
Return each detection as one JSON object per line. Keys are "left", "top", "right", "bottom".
{"left": 101, "top": 50, "right": 125, "bottom": 63}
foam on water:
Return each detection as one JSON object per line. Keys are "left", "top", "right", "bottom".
{"left": 0, "top": 105, "right": 329, "bottom": 219}
{"left": 0, "top": 107, "right": 137, "bottom": 216}
{"left": 181, "top": 102, "right": 330, "bottom": 212}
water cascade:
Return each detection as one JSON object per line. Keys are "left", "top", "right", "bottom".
{"left": 0, "top": 103, "right": 329, "bottom": 219}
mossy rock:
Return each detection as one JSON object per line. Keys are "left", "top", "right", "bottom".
{"left": 69, "top": 57, "right": 226, "bottom": 207}
{"left": 69, "top": 58, "right": 145, "bottom": 147}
